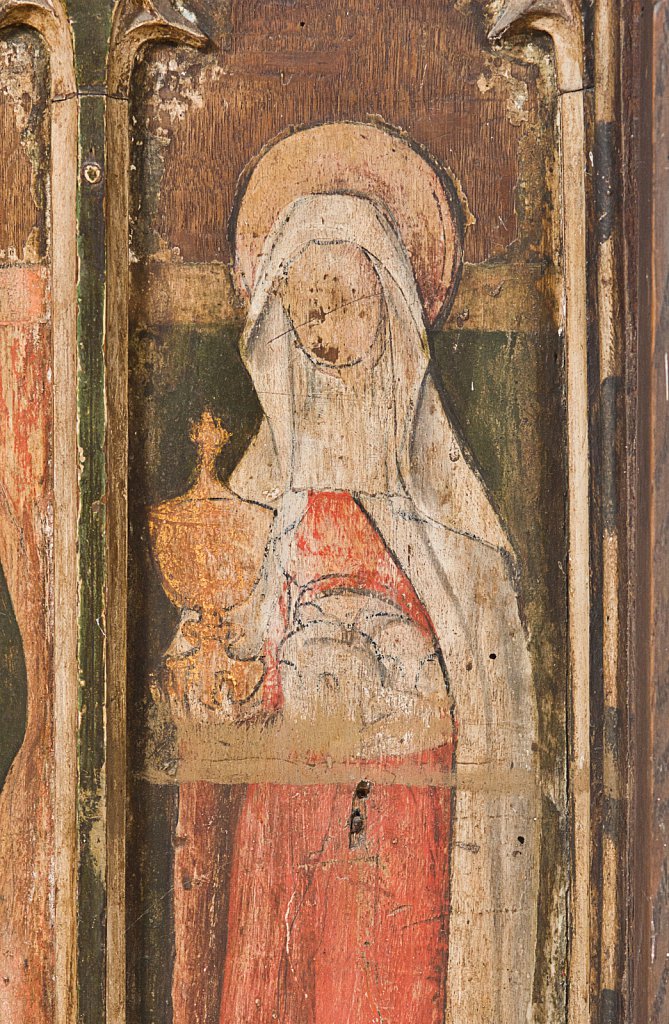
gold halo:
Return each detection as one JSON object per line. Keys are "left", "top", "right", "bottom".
{"left": 230, "top": 121, "right": 463, "bottom": 326}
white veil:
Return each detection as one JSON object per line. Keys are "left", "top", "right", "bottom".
{"left": 230, "top": 192, "right": 539, "bottom": 1024}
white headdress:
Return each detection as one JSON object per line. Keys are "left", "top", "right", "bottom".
{"left": 231, "top": 191, "right": 510, "bottom": 553}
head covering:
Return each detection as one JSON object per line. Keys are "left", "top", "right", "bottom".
{"left": 230, "top": 191, "right": 509, "bottom": 553}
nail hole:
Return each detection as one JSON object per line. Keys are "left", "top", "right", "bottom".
{"left": 489, "top": 652, "right": 497, "bottom": 660}
{"left": 83, "top": 161, "right": 102, "bottom": 185}
{"left": 350, "top": 809, "right": 364, "bottom": 835}
{"left": 517, "top": 835, "right": 525, "bottom": 845}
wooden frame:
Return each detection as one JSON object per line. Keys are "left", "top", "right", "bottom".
{"left": 627, "top": 1, "right": 669, "bottom": 1021}
{"left": 490, "top": 7, "right": 594, "bottom": 1021}
{"left": 0, "top": 0, "right": 665, "bottom": 1020}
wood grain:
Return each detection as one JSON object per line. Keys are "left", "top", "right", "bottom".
{"left": 129, "top": 0, "right": 556, "bottom": 271}
{"left": 0, "top": 29, "right": 48, "bottom": 263}
{"left": 637, "top": 3, "right": 669, "bottom": 1020}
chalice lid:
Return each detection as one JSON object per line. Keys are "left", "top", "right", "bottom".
{"left": 188, "top": 411, "right": 233, "bottom": 501}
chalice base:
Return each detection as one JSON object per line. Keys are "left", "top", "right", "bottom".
{"left": 162, "top": 616, "right": 264, "bottom": 719}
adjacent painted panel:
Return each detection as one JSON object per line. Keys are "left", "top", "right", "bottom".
{"left": 0, "top": 27, "right": 54, "bottom": 1024}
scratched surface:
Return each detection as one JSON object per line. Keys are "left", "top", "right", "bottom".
{"left": 125, "top": 2, "right": 567, "bottom": 1022}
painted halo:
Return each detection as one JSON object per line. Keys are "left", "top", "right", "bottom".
{"left": 230, "top": 121, "right": 464, "bottom": 326}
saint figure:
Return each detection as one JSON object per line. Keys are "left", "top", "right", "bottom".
{"left": 169, "top": 124, "right": 538, "bottom": 1024}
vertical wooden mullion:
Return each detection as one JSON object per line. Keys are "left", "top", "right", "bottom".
{"left": 75, "top": 89, "right": 109, "bottom": 1024}
{"left": 631, "top": 2, "right": 669, "bottom": 1020}
{"left": 593, "top": 0, "right": 627, "bottom": 1015}
{"left": 491, "top": 6, "right": 591, "bottom": 1019}
{"left": 105, "top": 90, "right": 129, "bottom": 1024}
{"left": 104, "top": 7, "right": 207, "bottom": 1021}
{"left": 51, "top": 86, "right": 80, "bottom": 1024}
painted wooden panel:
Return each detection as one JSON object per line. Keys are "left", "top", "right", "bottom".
{"left": 124, "top": 4, "right": 568, "bottom": 1023}
{"left": 0, "top": 2, "right": 641, "bottom": 1023}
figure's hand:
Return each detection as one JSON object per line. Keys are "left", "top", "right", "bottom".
{"left": 217, "top": 655, "right": 264, "bottom": 703}
{"left": 152, "top": 637, "right": 265, "bottom": 722}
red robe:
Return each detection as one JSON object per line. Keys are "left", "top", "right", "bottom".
{"left": 219, "top": 493, "right": 454, "bottom": 1024}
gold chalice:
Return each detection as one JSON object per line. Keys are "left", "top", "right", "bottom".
{"left": 148, "top": 412, "right": 274, "bottom": 708}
